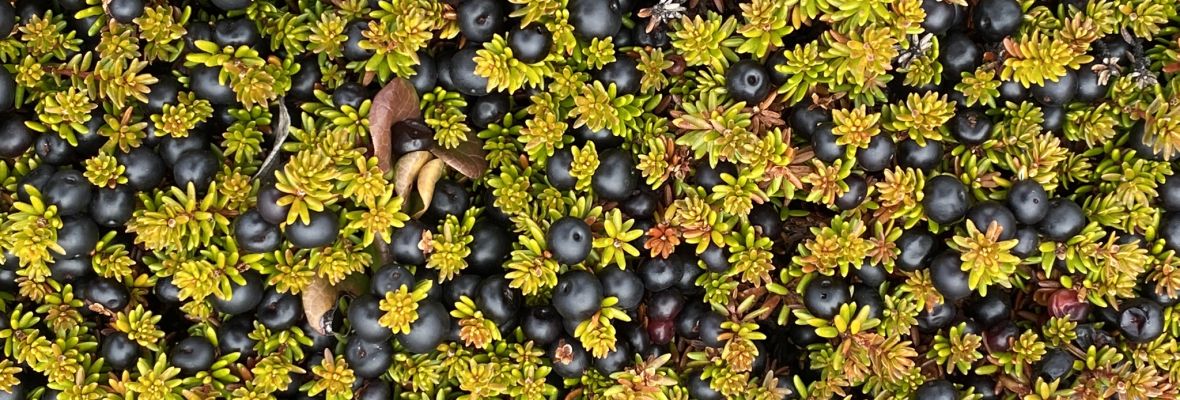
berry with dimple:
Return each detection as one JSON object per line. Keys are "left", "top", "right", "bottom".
{"left": 523, "top": 306, "right": 563, "bottom": 346}
{"left": 0, "top": 113, "right": 33, "bottom": 158}
{"left": 107, "top": 0, "right": 144, "bottom": 23}
{"left": 966, "top": 201, "right": 1018, "bottom": 240}
{"left": 45, "top": 170, "right": 92, "bottom": 217}
{"left": 449, "top": 48, "right": 490, "bottom": 96}
{"left": 803, "top": 276, "right": 851, "bottom": 319}
{"left": 1031, "top": 70, "right": 1077, "bottom": 106}
{"left": 345, "top": 336, "right": 394, "bottom": 378}
{"left": 931, "top": 250, "right": 971, "bottom": 301}
{"left": 87, "top": 278, "right": 130, "bottom": 310}
{"left": 725, "top": 59, "right": 771, "bottom": 103}
{"left": 951, "top": 109, "right": 993, "bottom": 146}
{"left": 475, "top": 275, "right": 521, "bottom": 327}
{"left": 569, "top": 0, "right": 622, "bottom": 39}
{"left": 213, "top": 17, "right": 262, "bottom": 48}
{"left": 457, "top": 0, "right": 506, "bottom": 43}
{"left": 973, "top": 0, "right": 1023, "bottom": 42}
{"left": 101, "top": 333, "right": 140, "bottom": 371}
{"left": 1118, "top": 298, "right": 1163, "bottom": 343}
{"left": 1037, "top": 198, "right": 1086, "bottom": 241}
{"left": 638, "top": 255, "right": 684, "bottom": 292}
{"left": 170, "top": 336, "right": 217, "bottom": 375}
{"left": 553, "top": 270, "right": 603, "bottom": 321}
{"left": 343, "top": 21, "right": 374, "bottom": 62}
{"left": 547, "top": 216, "right": 593, "bottom": 265}
{"left": 232, "top": 209, "right": 284, "bottom": 255}
{"left": 349, "top": 295, "right": 393, "bottom": 342}
{"left": 509, "top": 25, "right": 553, "bottom": 64}
{"left": 1007, "top": 180, "right": 1049, "bottom": 225}
{"left": 213, "top": 271, "right": 264, "bottom": 316}
{"left": 256, "top": 289, "right": 303, "bottom": 331}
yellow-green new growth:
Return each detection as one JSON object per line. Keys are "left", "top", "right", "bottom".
{"left": 378, "top": 280, "right": 434, "bottom": 334}
{"left": 951, "top": 221, "right": 1020, "bottom": 296}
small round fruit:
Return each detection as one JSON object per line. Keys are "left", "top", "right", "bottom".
{"left": 811, "top": 123, "right": 845, "bottom": 163}
{"left": 155, "top": 276, "right": 181, "bottom": 303}
{"left": 1075, "top": 63, "right": 1109, "bottom": 103}
{"left": 1042, "top": 106, "right": 1064, "bottom": 134}
{"left": 475, "top": 276, "right": 521, "bottom": 326}
{"left": 1037, "top": 349, "right": 1076, "bottom": 382}
{"left": 256, "top": 289, "right": 303, "bottom": 331}
{"left": 469, "top": 93, "right": 510, "bottom": 128}
{"left": 803, "top": 276, "right": 850, "bottom": 319}
{"left": 1031, "top": 70, "right": 1077, "bottom": 106}
{"left": 285, "top": 210, "right": 339, "bottom": 248}
{"left": 923, "top": 175, "right": 969, "bottom": 224}
{"left": 449, "top": 48, "right": 490, "bottom": 96}
{"left": 898, "top": 139, "right": 943, "bottom": 172}
{"left": 835, "top": 174, "right": 868, "bottom": 210}
{"left": 218, "top": 316, "right": 257, "bottom": 358}
{"left": 288, "top": 57, "right": 321, "bottom": 101}
{"left": 45, "top": 170, "right": 93, "bottom": 217}
{"left": 853, "top": 284, "right": 885, "bottom": 320}
{"left": 896, "top": 230, "right": 937, "bottom": 271}
{"left": 967, "top": 291, "right": 1011, "bottom": 328}
{"left": 213, "top": 17, "right": 261, "bottom": 48}
{"left": 597, "top": 56, "right": 641, "bottom": 95}
{"left": 920, "top": 0, "right": 958, "bottom": 35}
{"left": 332, "top": 82, "right": 368, "bottom": 110}
{"left": 51, "top": 256, "right": 91, "bottom": 282}
{"left": 916, "top": 379, "right": 957, "bottom": 400}
{"left": 523, "top": 306, "right": 563, "bottom": 346}
{"left": 699, "top": 244, "right": 730, "bottom": 273}
{"left": 854, "top": 262, "right": 887, "bottom": 287}
{"left": 212, "top": 0, "right": 253, "bottom": 10}
{"left": 1161, "top": 174, "right": 1180, "bottom": 212}
{"left": 390, "top": 220, "right": 428, "bottom": 265}
{"left": 997, "top": 80, "right": 1026, "bottom": 102}
{"left": 370, "top": 263, "right": 414, "bottom": 296}
{"left": 573, "top": 124, "right": 623, "bottom": 148}
{"left": 191, "top": 66, "right": 235, "bottom": 105}
{"left": 389, "top": 119, "right": 436, "bottom": 157}
{"left": 101, "top": 333, "right": 140, "bottom": 371}
{"left": 748, "top": 203, "right": 782, "bottom": 238}
{"left": 55, "top": 216, "right": 98, "bottom": 259}
{"left": 349, "top": 295, "right": 393, "bottom": 342}
{"left": 35, "top": 131, "right": 75, "bottom": 165}
{"left": 457, "top": 0, "right": 505, "bottom": 43}
{"left": 1007, "top": 180, "right": 1049, "bottom": 225}
{"left": 170, "top": 336, "right": 217, "bottom": 375}
{"left": 553, "top": 270, "right": 603, "bottom": 321}
{"left": 1162, "top": 213, "right": 1180, "bottom": 253}
{"left": 930, "top": 250, "right": 970, "bottom": 301}
{"left": 951, "top": 109, "right": 993, "bottom": 146}
{"left": 172, "top": 150, "right": 218, "bottom": 193}
{"left": 343, "top": 21, "right": 374, "bottom": 62}
{"left": 966, "top": 201, "right": 1018, "bottom": 240}
{"left": 345, "top": 336, "right": 393, "bottom": 378}
{"left": 407, "top": 52, "right": 436, "bottom": 95}
{"left": 568, "top": 0, "right": 621, "bottom": 39}
{"left": 424, "top": 179, "right": 470, "bottom": 221}
{"left": 592, "top": 148, "right": 638, "bottom": 201}
{"left": 509, "top": 25, "right": 553, "bottom": 63}
{"left": 697, "top": 312, "right": 725, "bottom": 347}
{"left": 255, "top": 186, "right": 289, "bottom": 225}
{"left": 973, "top": 0, "right": 1023, "bottom": 42}
{"left": 108, "top": 0, "right": 145, "bottom": 22}
{"left": 639, "top": 255, "right": 684, "bottom": 292}
{"left": 1118, "top": 298, "right": 1164, "bottom": 343}
{"left": 619, "top": 191, "right": 657, "bottom": 219}
{"left": 397, "top": 300, "right": 450, "bottom": 354}
{"left": 599, "top": 266, "right": 643, "bottom": 310}
{"left": 594, "top": 341, "right": 631, "bottom": 373}
{"left": 917, "top": 302, "right": 956, "bottom": 332}
{"left": 0, "top": 114, "right": 33, "bottom": 158}
{"left": 0, "top": 2, "right": 13, "bottom": 40}
{"left": 687, "top": 372, "right": 723, "bottom": 400}
{"left": 692, "top": 160, "right": 737, "bottom": 192}
{"left": 940, "top": 33, "right": 981, "bottom": 78}
{"left": 1037, "top": 198, "right": 1085, "bottom": 241}
{"left": 790, "top": 104, "right": 831, "bottom": 137}
{"left": 548, "top": 216, "right": 592, "bottom": 265}
{"left": 465, "top": 220, "right": 512, "bottom": 274}
{"left": 212, "top": 271, "right": 264, "bottom": 315}
{"left": 551, "top": 338, "right": 590, "bottom": 378}
{"left": 117, "top": 148, "right": 165, "bottom": 191}
{"left": 856, "top": 134, "right": 894, "bottom": 172}
{"left": 725, "top": 59, "right": 771, "bottom": 103}
{"left": 546, "top": 148, "right": 577, "bottom": 190}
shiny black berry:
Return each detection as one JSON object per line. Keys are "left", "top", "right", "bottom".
{"left": 345, "top": 336, "right": 393, "bottom": 378}
{"left": 967, "top": 291, "right": 1011, "bottom": 328}
{"left": 1075, "top": 63, "right": 1109, "bottom": 103}
{"left": 692, "top": 160, "right": 737, "bottom": 193}
{"left": 234, "top": 210, "right": 282, "bottom": 254}
{"left": 553, "top": 270, "right": 603, "bottom": 321}
{"left": 449, "top": 48, "right": 490, "bottom": 96}
{"left": 349, "top": 295, "right": 393, "bottom": 342}
{"left": 687, "top": 372, "right": 723, "bottom": 400}
{"left": 285, "top": 210, "right": 339, "bottom": 248}
{"left": 923, "top": 175, "right": 969, "bottom": 224}
{"left": 101, "top": 333, "right": 140, "bottom": 371}
{"left": 951, "top": 109, "right": 993, "bottom": 146}
{"left": 0, "top": 2, "right": 12, "bottom": 41}
{"left": 457, "top": 0, "right": 506, "bottom": 42}
{"left": 523, "top": 306, "right": 563, "bottom": 346}
{"left": 390, "top": 119, "right": 436, "bottom": 157}
{"left": 55, "top": 216, "right": 98, "bottom": 260}
{"left": 835, "top": 174, "right": 868, "bottom": 210}
{"left": 476, "top": 276, "right": 521, "bottom": 326}
{"left": 407, "top": 52, "right": 436, "bottom": 95}
{"left": 170, "top": 336, "right": 217, "bottom": 375}
{"left": 1036, "top": 349, "right": 1076, "bottom": 382}
{"left": 592, "top": 148, "right": 638, "bottom": 201}
{"left": 966, "top": 201, "right": 1017, "bottom": 240}
{"left": 597, "top": 56, "right": 641, "bottom": 95}
{"left": 896, "top": 230, "right": 937, "bottom": 271}
{"left": 390, "top": 220, "right": 428, "bottom": 265}
{"left": 856, "top": 133, "right": 895, "bottom": 172}
{"left": 599, "top": 266, "right": 643, "bottom": 310}
{"left": 898, "top": 139, "right": 943, "bottom": 172}
{"left": 212, "top": 271, "right": 264, "bottom": 316}
{"left": 1011, "top": 226, "right": 1039, "bottom": 258}
{"left": 256, "top": 289, "right": 303, "bottom": 330}
{"left": 790, "top": 104, "right": 830, "bottom": 138}
{"left": 397, "top": 300, "right": 450, "bottom": 354}
{"left": 509, "top": 25, "right": 552, "bottom": 64}
{"left": 332, "top": 82, "right": 368, "bottom": 110}
{"left": 568, "top": 0, "right": 621, "bottom": 39}
{"left": 45, "top": 170, "right": 92, "bottom": 217}
{"left": 172, "top": 150, "right": 218, "bottom": 193}
{"left": 920, "top": 0, "right": 960, "bottom": 35}
{"left": 470, "top": 93, "right": 510, "bottom": 128}
{"left": 639, "top": 255, "right": 683, "bottom": 292}
{"left": 551, "top": 338, "right": 590, "bottom": 378}
{"left": 108, "top": 0, "right": 144, "bottom": 23}
{"left": 191, "top": 66, "right": 235, "bottom": 105}
{"left": 213, "top": 17, "right": 261, "bottom": 48}
{"left": 0, "top": 113, "right": 33, "bottom": 158}
{"left": 940, "top": 33, "right": 981, "bottom": 79}
{"left": 465, "top": 220, "right": 512, "bottom": 274}
{"left": 1007, "top": 180, "right": 1049, "bottom": 225}
{"left": 916, "top": 379, "right": 957, "bottom": 400}
{"left": 343, "top": 21, "right": 374, "bottom": 62}
{"left": 725, "top": 59, "right": 771, "bottom": 103}
{"left": 803, "top": 276, "right": 850, "bottom": 319}
{"left": 1031, "top": 70, "right": 1077, "bottom": 106}
{"left": 1118, "top": 298, "right": 1164, "bottom": 343}
{"left": 973, "top": 0, "right": 1023, "bottom": 42}
{"left": 1037, "top": 198, "right": 1085, "bottom": 241}
{"left": 931, "top": 250, "right": 970, "bottom": 301}
{"left": 811, "top": 123, "right": 845, "bottom": 163}
{"left": 158, "top": 132, "right": 209, "bottom": 166}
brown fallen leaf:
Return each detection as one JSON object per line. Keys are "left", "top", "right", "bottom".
{"left": 394, "top": 151, "right": 433, "bottom": 198}
{"left": 368, "top": 78, "right": 421, "bottom": 173}
{"left": 414, "top": 158, "right": 447, "bottom": 218}
{"left": 302, "top": 277, "right": 338, "bottom": 336}
{"left": 429, "top": 131, "right": 488, "bottom": 179}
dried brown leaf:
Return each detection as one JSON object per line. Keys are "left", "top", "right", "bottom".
{"left": 369, "top": 79, "right": 421, "bottom": 172}
{"left": 429, "top": 132, "right": 488, "bottom": 179}
{"left": 394, "top": 151, "right": 433, "bottom": 198}
{"left": 302, "top": 277, "right": 338, "bottom": 336}
{"left": 414, "top": 158, "right": 446, "bottom": 218}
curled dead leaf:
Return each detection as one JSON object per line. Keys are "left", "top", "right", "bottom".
{"left": 429, "top": 131, "right": 488, "bottom": 179}
{"left": 394, "top": 151, "right": 434, "bottom": 198}
{"left": 414, "top": 158, "right": 446, "bottom": 218}
{"left": 302, "top": 277, "right": 338, "bottom": 336}
{"left": 369, "top": 79, "right": 422, "bottom": 173}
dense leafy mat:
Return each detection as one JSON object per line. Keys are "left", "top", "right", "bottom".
{"left": 1, "top": 0, "right": 1180, "bottom": 398}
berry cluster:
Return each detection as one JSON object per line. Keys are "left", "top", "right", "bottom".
{"left": 0, "top": 0, "right": 1178, "bottom": 398}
